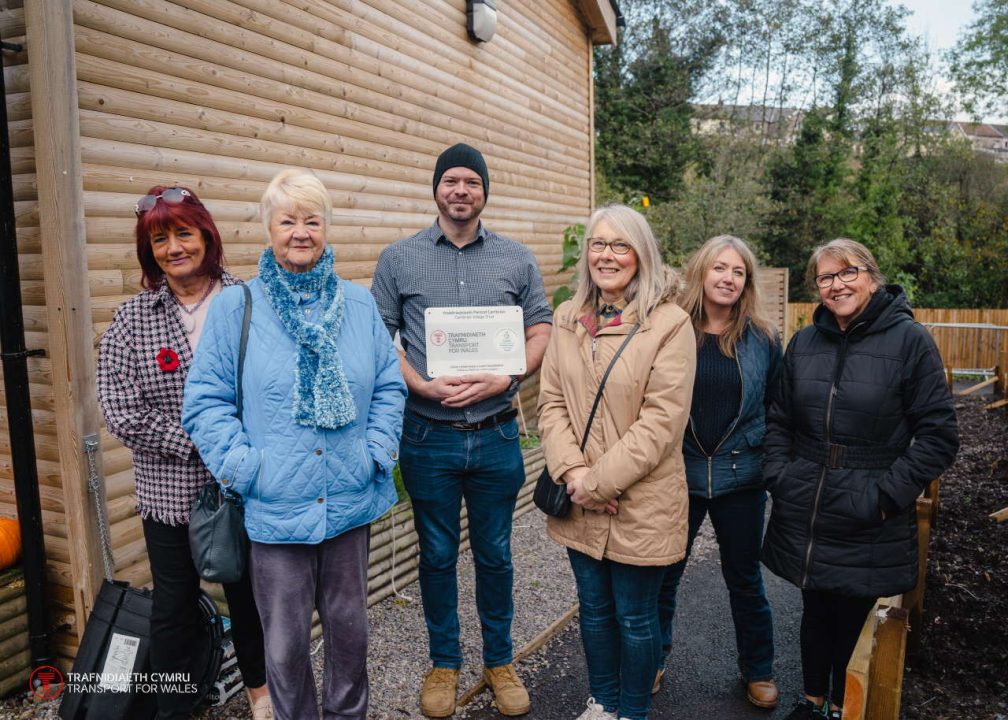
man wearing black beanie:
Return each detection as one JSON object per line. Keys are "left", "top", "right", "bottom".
{"left": 372, "top": 144, "right": 552, "bottom": 718}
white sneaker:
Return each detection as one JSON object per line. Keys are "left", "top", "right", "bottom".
{"left": 575, "top": 697, "right": 617, "bottom": 720}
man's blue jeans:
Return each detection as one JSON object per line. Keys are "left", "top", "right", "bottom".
{"left": 657, "top": 487, "right": 774, "bottom": 681}
{"left": 399, "top": 410, "right": 526, "bottom": 669}
{"left": 567, "top": 548, "right": 665, "bottom": 720}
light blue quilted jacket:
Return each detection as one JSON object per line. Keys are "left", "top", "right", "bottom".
{"left": 182, "top": 278, "right": 406, "bottom": 544}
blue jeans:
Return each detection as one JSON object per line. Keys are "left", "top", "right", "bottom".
{"left": 657, "top": 487, "right": 774, "bottom": 681}
{"left": 568, "top": 549, "right": 665, "bottom": 720}
{"left": 399, "top": 410, "right": 525, "bottom": 668}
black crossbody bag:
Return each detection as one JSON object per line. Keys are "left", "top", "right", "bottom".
{"left": 189, "top": 284, "right": 252, "bottom": 584}
{"left": 533, "top": 324, "right": 640, "bottom": 517}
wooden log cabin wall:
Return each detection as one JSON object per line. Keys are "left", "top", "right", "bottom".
{"left": 0, "top": 0, "right": 617, "bottom": 669}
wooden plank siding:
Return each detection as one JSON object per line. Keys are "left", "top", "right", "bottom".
{"left": 5, "top": 0, "right": 608, "bottom": 665}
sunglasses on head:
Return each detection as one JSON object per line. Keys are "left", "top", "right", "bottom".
{"left": 134, "top": 187, "right": 192, "bottom": 217}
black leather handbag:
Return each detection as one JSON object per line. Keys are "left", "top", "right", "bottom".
{"left": 189, "top": 284, "right": 252, "bottom": 584}
{"left": 534, "top": 324, "right": 639, "bottom": 518}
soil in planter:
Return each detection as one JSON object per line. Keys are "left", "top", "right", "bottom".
{"left": 901, "top": 396, "right": 1008, "bottom": 719}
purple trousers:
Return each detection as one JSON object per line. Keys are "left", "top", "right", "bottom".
{"left": 250, "top": 524, "right": 371, "bottom": 720}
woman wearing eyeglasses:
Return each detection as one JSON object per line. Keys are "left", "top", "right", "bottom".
{"left": 97, "top": 186, "right": 272, "bottom": 719}
{"left": 538, "top": 204, "right": 696, "bottom": 720}
{"left": 762, "top": 238, "right": 958, "bottom": 720}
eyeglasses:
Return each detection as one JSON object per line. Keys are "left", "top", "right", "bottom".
{"left": 134, "top": 187, "right": 192, "bottom": 217}
{"left": 815, "top": 265, "right": 868, "bottom": 288}
{"left": 586, "top": 238, "right": 633, "bottom": 255}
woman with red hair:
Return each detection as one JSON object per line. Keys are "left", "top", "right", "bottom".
{"left": 97, "top": 186, "right": 271, "bottom": 719}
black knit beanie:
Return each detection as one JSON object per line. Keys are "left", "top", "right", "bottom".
{"left": 433, "top": 143, "right": 489, "bottom": 198}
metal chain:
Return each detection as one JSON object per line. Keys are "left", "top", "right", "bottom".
{"left": 83, "top": 434, "right": 115, "bottom": 582}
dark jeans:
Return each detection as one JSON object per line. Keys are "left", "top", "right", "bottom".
{"left": 657, "top": 488, "right": 774, "bottom": 681}
{"left": 142, "top": 517, "right": 266, "bottom": 720}
{"left": 399, "top": 409, "right": 526, "bottom": 668}
{"left": 800, "top": 589, "right": 876, "bottom": 705}
{"left": 250, "top": 525, "right": 371, "bottom": 720}
{"left": 568, "top": 548, "right": 666, "bottom": 720}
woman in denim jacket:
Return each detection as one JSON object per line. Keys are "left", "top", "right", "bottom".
{"left": 655, "top": 235, "right": 782, "bottom": 709}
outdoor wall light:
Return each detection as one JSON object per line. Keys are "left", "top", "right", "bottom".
{"left": 467, "top": 0, "right": 497, "bottom": 43}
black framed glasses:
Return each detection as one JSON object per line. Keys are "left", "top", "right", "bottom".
{"left": 586, "top": 238, "right": 633, "bottom": 255}
{"left": 134, "top": 187, "right": 192, "bottom": 217}
{"left": 815, "top": 265, "right": 868, "bottom": 288}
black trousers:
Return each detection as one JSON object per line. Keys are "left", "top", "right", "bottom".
{"left": 142, "top": 517, "right": 267, "bottom": 719}
{"left": 799, "top": 588, "right": 876, "bottom": 705}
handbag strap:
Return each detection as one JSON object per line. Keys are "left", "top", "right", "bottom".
{"left": 578, "top": 323, "right": 639, "bottom": 452}
{"left": 236, "top": 283, "right": 252, "bottom": 422}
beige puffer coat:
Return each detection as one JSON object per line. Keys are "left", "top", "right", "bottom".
{"left": 537, "top": 284, "right": 696, "bottom": 566}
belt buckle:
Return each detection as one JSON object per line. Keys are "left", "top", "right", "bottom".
{"left": 449, "top": 420, "right": 475, "bottom": 431}
{"left": 827, "top": 443, "right": 845, "bottom": 469}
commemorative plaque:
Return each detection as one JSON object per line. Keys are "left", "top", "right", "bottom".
{"left": 425, "top": 306, "right": 525, "bottom": 377}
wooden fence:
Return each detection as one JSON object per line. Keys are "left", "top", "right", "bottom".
{"left": 788, "top": 305, "right": 1008, "bottom": 371}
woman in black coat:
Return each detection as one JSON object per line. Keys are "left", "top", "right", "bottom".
{"left": 762, "top": 238, "right": 958, "bottom": 720}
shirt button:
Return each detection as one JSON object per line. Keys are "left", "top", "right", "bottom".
{"left": 316, "top": 497, "right": 324, "bottom": 504}
{"left": 305, "top": 308, "right": 311, "bottom": 315}
{"left": 315, "top": 448, "right": 322, "bottom": 456}
{"left": 302, "top": 293, "right": 310, "bottom": 299}
{"left": 391, "top": 450, "right": 399, "bottom": 461}
{"left": 459, "top": 281, "right": 465, "bottom": 286}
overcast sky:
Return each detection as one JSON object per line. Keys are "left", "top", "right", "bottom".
{"left": 897, "top": 0, "right": 975, "bottom": 53}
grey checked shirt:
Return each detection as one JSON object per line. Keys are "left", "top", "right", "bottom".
{"left": 371, "top": 220, "right": 553, "bottom": 422}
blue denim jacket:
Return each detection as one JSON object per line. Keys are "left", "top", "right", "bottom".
{"left": 682, "top": 323, "right": 782, "bottom": 498}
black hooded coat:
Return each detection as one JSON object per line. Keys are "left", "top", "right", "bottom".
{"left": 762, "top": 285, "right": 959, "bottom": 597}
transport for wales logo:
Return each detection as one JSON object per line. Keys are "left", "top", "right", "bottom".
{"left": 29, "top": 665, "right": 65, "bottom": 700}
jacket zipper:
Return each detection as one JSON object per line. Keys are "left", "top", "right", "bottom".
{"left": 688, "top": 351, "right": 745, "bottom": 499}
{"left": 800, "top": 323, "right": 861, "bottom": 587}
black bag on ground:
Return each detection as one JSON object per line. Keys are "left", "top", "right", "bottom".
{"left": 189, "top": 284, "right": 252, "bottom": 584}
{"left": 58, "top": 582, "right": 224, "bottom": 720}
{"left": 58, "top": 580, "right": 157, "bottom": 720}
{"left": 533, "top": 325, "right": 639, "bottom": 518}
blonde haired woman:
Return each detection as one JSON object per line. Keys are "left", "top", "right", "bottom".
{"left": 538, "top": 204, "right": 696, "bottom": 720}
{"left": 655, "top": 235, "right": 782, "bottom": 708}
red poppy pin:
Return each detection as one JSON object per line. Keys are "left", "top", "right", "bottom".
{"left": 156, "top": 347, "right": 180, "bottom": 372}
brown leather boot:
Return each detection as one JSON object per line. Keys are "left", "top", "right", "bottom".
{"left": 420, "top": 667, "right": 460, "bottom": 718}
{"left": 483, "top": 663, "right": 530, "bottom": 716}
{"left": 746, "top": 679, "right": 779, "bottom": 709}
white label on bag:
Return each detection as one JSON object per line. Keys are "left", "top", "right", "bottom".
{"left": 98, "top": 633, "right": 140, "bottom": 690}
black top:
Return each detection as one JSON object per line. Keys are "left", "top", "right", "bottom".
{"left": 691, "top": 333, "right": 741, "bottom": 454}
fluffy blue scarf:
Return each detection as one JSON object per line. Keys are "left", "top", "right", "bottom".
{"left": 258, "top": 246, "right": 356, "bottom": 429}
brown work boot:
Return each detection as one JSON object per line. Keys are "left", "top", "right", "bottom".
{"left": 746, "top": 679, "right": 780, "bottom": 709}
{"left": 420, "top": 667, "right": 460, "bottom": 718}
{"left": 483, "top": 663, "right": 531, "bottom": 716}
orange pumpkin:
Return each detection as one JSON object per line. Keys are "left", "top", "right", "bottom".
{"left": 0, "top": 518, "right": 22, "bottom": 570}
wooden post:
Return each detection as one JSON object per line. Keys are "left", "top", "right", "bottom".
{"left": 842, "top": 601, "right": 878, "bottom": 720}
{"left": 905, "top": 495, "right": 933, "bottom": 655}
{"left": 866, "top": 606, "right": 909, "bottom": 720}
{"left": 944, "top": 366, "right": 953, "bottom": 390}
{"left": 25, "top": 0, "right": 104, "bottom": 636}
